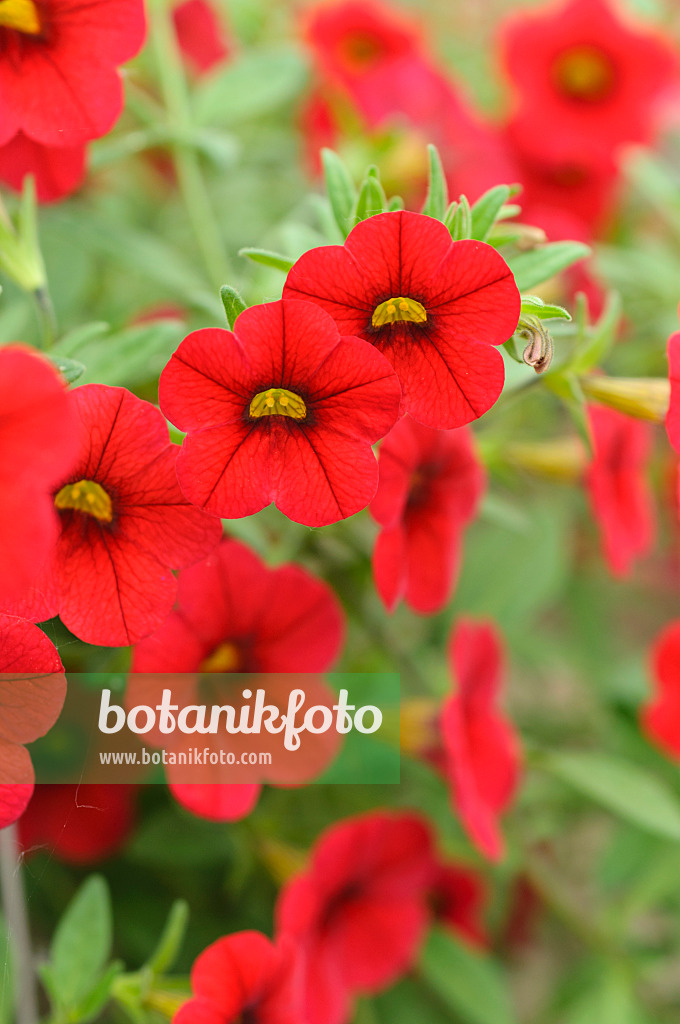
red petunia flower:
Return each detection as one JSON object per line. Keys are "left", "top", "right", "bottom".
{"left": 0, "top": 346, "right": 79, "bottom": 604}
{"left": 5, "top": 384, "right": 222, "bottom": 647}
{"left": 173, "top": 0, "right": 232, "bottom": 75}
{"left": 18, "top": 784, "right": 137, "bottom": 863}
{"left": 275, "top": 810, "right": 434, "bottom": 1024}
{"left": 131, "top": 537, "right": 344, "bottom": 821}
{"left": 159, "top": 299, "right": 401, "bottom": 526}
{"left": 0, "top": 0, "right": 146, "bottom": 148}
{"left": 430, "top": 860, "right": 488, "bottom": 948}
{"left": 284, "top": 211, "right": 520, "bottom": 430}
{"left": 441, "top": 618, "right": 521, "bottom": 862}
{"left": 585, "top": 404, "right": 655, "bottom": 577}
{"left": 498, "top": 0, "right": 678, "bottom": 171}
{"left": 0, "top": 131, "right": 87, "bottom": 202}
{"left": 176, "top": 931, "right": 301, "bottom": 1024}
{"left": 666, "top": 330, "right": 680, "bottom": 453}
{"left": 0, "top": 613, "right": 66, "bottom": 829}
{"left": 641, "top": 621, "right": 680, "bottom": 761}
{"left": 370, "top": 416, "right": 485, "bottom": 614}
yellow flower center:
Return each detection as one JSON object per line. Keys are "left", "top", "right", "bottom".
{"left": 0, "top": 0, "right": 41, "bottom": 35}
{"left": 372, "top": 296, "right": 427, "bottom": 328}
{"left": 553, "top": 46, "right": 615, "bottom": 102}
{"left": 54, "top": 480, "right": 113, "bottom": 523}
{"left": 200, "top": 642, "right": 241, "bottom": 673}
{"left": 249, "top": 388, "right": 307, "bottom": 420}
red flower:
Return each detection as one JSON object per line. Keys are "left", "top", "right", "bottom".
{"left": 0, "top": 0, "right": 146, "bottom": 148}
{"left": 6, "top": 384, "right": 222, "bottom": 647}
{"left": 585, "top": 405, "right": 655, "bottom": 577}
{"left": 0, "top": 132, "right": 86, "bottom": 202}
{"left": 370, "top": 416, "right": 485, "bottom": 613}
{"left": 498, "top": 0, "right": 678, "bottom": 171}
{"left": 0, "top": 613, "right": 66, "bottom": 829}
{"left": 18, "top": 784, "right": 136, "bottom": 863}
{"left": 173, "top": 0, "right": 232, "bottom": 76}
{"left": 0, "top": 346, "right": 79, "bottom": 604}
{"left": 641, "top": 621, "right": 680, "bottom": 760}
{"left": 441, "top": 618, "right": 521, "bottom": 862}
{"left": 175, "top": 931, "right": 301, "bottom": 1024}
{"left": 159, "top": 299, "right": 401, "bottom": 526}
{"left": 666, "top": 330, "right": 680, "bottom": 453}
{"left": 275, "top": 811, "right": 433, "bottom": 1024}
{"left": 132, "top": 537, "right": 344, "bottom": 821}
{"left": 431, "top": 860, "right": 487, "bottom": 948}
{"left": 284, "top": 211, "right": 520, "bottom": 430}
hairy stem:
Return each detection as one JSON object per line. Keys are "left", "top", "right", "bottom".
{"left": 0, "top": 825, "right": 38, "bottom": 1024}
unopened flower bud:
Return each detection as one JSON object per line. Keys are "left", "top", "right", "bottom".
{"left": 517, "top": 315, "right": 554, "bottom": 374}
{"left": 580, "top": 375, "right": 670, "bottom": 422}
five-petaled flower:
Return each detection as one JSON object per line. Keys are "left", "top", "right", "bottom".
{"left": 641, "top": 621, "right": 680, "bottom": 762}
{"left": 440, "top": 618, "right": 521, "bottom": 862}
{"left": 5, "top": 384, "right": 222, "bottom": 647}
{"left": 176, "top": 931, "right": 302, "bottom": 1024}
{"left": 159, "top": 299, "right": 402, "bottom": 527}
{"left": 370, "top": 416, "right": 485, "bottom": 613}
{"left": 275, "top": 810, "right": 433, "bottom": 1024}
{"left": 284, "top": 211, "right": 520, "bottom": 429}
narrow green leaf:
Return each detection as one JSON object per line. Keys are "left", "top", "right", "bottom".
{"left": 220, "top": 284, "right": 247, "bottom": 329}
{"left": 49, "top": 875, "right": 113, "bottom": 1011}
{"left": 353, "top": 174, "right": 387, "bottom": 224}
{"left": 53, "top": 322, "right": 109, "bottom": 359}
{"left": 544, "top": 371, "right": 592, "bottom": 455}
{"left": 443, "top": 201, "right": 458, "bottom": 232}
{"left": 503, "top": 336, "right": 524, "bottom": 364}
{"left": 568, "top": 290, "right": 621, "bottom": 374}
{"left": 540, "top": 750, "right": 680, "bottom": 841}
{"left": 193, "top": 48, "right": 307, "bottom": 126}
{"left": 520, "top": 295, "right": 571, "bottom": 321}
{"left": 420, "top": 928, "right": 516, "bottom": 1024}
{"left": 387, "top": 195, "right": 405, "bottom": 212}
{"left": 45, "top": 353, "right": 86, "bottom": 384}
{"left": 470, "top": 184, "right": 511, "bottom": 242}
{"left": 449, "top": 195, "right": 471, "bottom": 241}
{"left": 145, "top": 901, "right": 189, "bottom": 975}
{"left": 321, "top": 149, "right": 357, "bottom": 236}
{"left": 70, "top": 961, "right": 124, "bottom": 1024}
{"left": 510, "top": 241, "right": 590, "bottom": 291}
{"left": 238, "top": 247, "right": 294, "bottom": 272}
{"left": 421, "top": 144, "right": 448, "bottom": 220}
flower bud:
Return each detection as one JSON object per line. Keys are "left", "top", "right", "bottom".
{"left": 580, "top": 375, "right": 669, "bottom": 422}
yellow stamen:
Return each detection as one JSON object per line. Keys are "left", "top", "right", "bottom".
{"left": 553, "top": 46, "right": 615, "bottom": 102}
{"left": 372, "top": 296, "right": 427, "bottom": 328}
{"left": 54, "top": 480, "right": 113, "bottom": 523}
{"left": 0, "top": 0, "right": 41, "bottom": 35}
{"left": 201, "top": 642, "right": 241, "bottom": 673}
{"left": 249, "top": 387, "right": 307, "bottom": 420}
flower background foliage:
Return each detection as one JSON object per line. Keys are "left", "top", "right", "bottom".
{"left": 5, "top": 0, "right": 680, "bottom": 1023}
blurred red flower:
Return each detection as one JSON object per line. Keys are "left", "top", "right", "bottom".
{"left": 498, "top": 0, "right": 678, "bottom": 171}
{"left": 430, "top": 860, "right": 488, "bottom": 948}
{"left": 0, "top": 613, "right": 66, "bottom": 829}
{"left": 6, "top": 384, "right": 222, "bottom": 647}
{"left": 0, "top": 132, "right": 86, "bottom": 202}
{"left": 18, "top": 784, "right": 136, "bottom": 863}
{"left": 441, "top": 618, "right": 521, "bottom": 862}
{"left": 159, "top": 299, "right": 401, "bottom": 526}
{"left": 0, "top": 346, "right": 79, "bottom": 604}
{"left": 173, "top": 0, "right": 232, "bottom": 75}
{"left": 175, "top": 931, "right": 301, "bottom": 1024}
{"left": 585, "top": 405, "right": 655, "bottom": 577}
{"left": 275, "top": 811, "right": 433, "bottom": 1024}
{"left": 370, "top": 416, "right": 485, "bottom": 613}
{"left": 666, "top": 330, "right": 680, "bottom": 452}
{"left": 132, "top": 536, "right": 344, "bottom": 821}
{"left": 284, "top": 211, "right": 520, "bottom": 429}
{"left": 641, "top": 621, "right": 680, "bottom": 760}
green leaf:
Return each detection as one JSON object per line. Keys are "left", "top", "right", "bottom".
{"left": 420, "top": 928, "right": 516, "bottom": 1024}
{"left": 45, "top": 353, "right": 86, "bottom": 384}
{"left": 563, "top": 966, "right": 639, "bottom": 1024}
{"left": 321, "top": 149, "right": 357, "bottom": 236}
{"left": 510, "top": 241, "right": 590, "bottom": 291}
{"left": 520, "top": 295, "right": 571, "bottom": 321}
{"left": 387, "top": 195, "right": 405, "bottom": 212}
{"left": 470, "top": 184, "right": 511, "bottom": 242}
{"left": 544, "top": 371, "right": 592, "bottom": 454}
{"left": 421, "top": 144, "right": 448, "bottom": 221}
{"left": 353, "top": 172, "right": 387, "bottom": 224}
{"left": 220, "top": 284, "right": 247, "bottom": 329}
{"left": 145, "top": 901, "right": 189, "bottom": 975}
{"left": 48, "top": 875, "right": 113, "bottom": 1012}
{"left": 238, "top": 247, "right": 294, "bottom": 272}
{"left": 53, "top": 321, "right": 109, "bottom": 359}
{"left": 69, "top": 961, "right": 124, "bottom": 1024}
{"left": 193, "top": 47, "right": 308, "bottom": 126}
{"left": 449, "top": 195, "right": 471, "bottom": 241}
{"left": 568, "top": 290, "right": 621, "bottom": 374}
{"left": 540, "top": 750, "right": 680, "bottom": 842}
{"left": 78, "top": 321, "right": 183, "bottom": 388}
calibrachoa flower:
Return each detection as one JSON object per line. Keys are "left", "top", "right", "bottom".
{"left": 0, "top": 132, "right": 86, "bottom": 202}
{"left": 159, "top": 299, "right": 401, "bottom": 526}
{"left": 0, "top": 346, "right": 78, "bottom": 604}
{"left": 173, "top": 0, "right": 232, "bottom": 76}
{"left": 176, "top": 932, "right": 301, "bottom": 1024}
{"left": 641, "top": 621, "right": 680, "bottom": 761}
{"left": 431, "top": 860, "right": 487, "bottom": 948}
{"left": 6, "top": 384, "right": 222, "bottom": 647}
{"left": 275, "top": 810, "right": 433, "bottom": 1024}
{"left": 498, "top": 0, "right": 678, "bottom": 171}
{"left": 666, "top": 329, "right": 680, "bottom": 453}
{"left": 132, "top": 536, "right": 344, "bottom": 821}
{"left": 284, "top": 211, "right": 520, "bottom": 429}
{"left": 18, "top": 784, "right": 137, "bottom": 863}
{"left": 0, "top": 613, "right": 66, "bottom": 829}
{"left": 585, "top": 404, "right": 655, "bottom": 578}
{"left": 370, "top": 416, "right": 485, "bottom": 613}
{"left": 441, "top": 618, "right": 521, "bottom": 862}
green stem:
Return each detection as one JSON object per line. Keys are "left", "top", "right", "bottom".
{"left": 150, "top": 0, "right": 231, "bottom": 293}
{"left": 34, "top": 286, "right": 57, "bottom": 349}
{"left": 0, "top": 825, "right": 38, "bottom": 1024}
